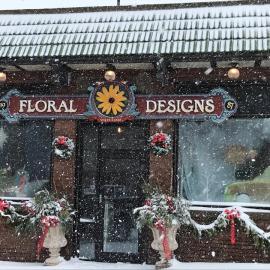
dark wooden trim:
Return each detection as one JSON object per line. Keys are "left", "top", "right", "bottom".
{"left": 0, "top": 0, "right": 268, "bottom": 14}
{"left": 0, "top": 51, "right": 269, "bottom": 66}
{"left": 172, "top": 120, "right": 179, "bottom": 197}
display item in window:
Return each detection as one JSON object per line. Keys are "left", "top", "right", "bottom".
{"left": 224, "top": 141, "right": 270, "bottom": 203}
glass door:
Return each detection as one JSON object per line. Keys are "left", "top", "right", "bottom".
{"left": 78, "top": 122, "right": 149, "bottom": 263}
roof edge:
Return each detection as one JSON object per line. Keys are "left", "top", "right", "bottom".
{"left": 0, "top": 0, "right": 269, "bottom": 14}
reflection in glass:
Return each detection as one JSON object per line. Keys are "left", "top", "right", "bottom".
{"left": 179, "top": 119, "right": 270, "bottom": 205}
{"left": 0, "top": 121, "right": 52, "bottom": 198}
{"left": 103, "top": 201, "right": 138, "bottom": 253}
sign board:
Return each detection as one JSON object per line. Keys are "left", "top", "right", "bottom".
{"left": 0, "top": 82, "right": 237, "bottom": 123}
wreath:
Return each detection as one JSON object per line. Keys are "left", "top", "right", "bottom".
{"left": 53, "top": 136, "right": 75, "bottom": 159}
{"left": 149, "top": 132, "right": 172, "bottom": 156}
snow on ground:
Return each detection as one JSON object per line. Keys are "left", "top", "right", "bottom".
{"left": 0, "top": 258, "right": 270, "bottom": 270}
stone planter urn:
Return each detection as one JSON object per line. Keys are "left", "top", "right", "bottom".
{"left": 43, "top": 224, "right": 67, "bottom": 266}
{"left": 150, "top": 225, "right": 179, "bottom": 269}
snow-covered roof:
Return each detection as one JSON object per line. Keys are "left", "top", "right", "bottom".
{"left": 0, "top": 3, "right": 269, "bottom": 59}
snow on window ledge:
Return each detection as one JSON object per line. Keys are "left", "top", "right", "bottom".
{"left": 190, "top": 201, "right": 270, "bottom": 213}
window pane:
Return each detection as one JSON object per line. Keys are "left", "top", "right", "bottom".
{"left": 179, "top": 119, "right": 270, "bottom": 205}
{"left": 0, "top": 121, "right": 52, "bottom": 198}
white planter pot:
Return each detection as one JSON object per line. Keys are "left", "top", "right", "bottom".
{"left": 43, "top": 224, "right": 67, "bottom": 266}
{"left": 150, "top": 225, "right": 179, "bottom": 269}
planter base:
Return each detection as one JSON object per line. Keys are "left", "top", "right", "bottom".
{"left": 44, "top": 248, "right": 61, "bottom": 266}
{"left": 150, "top": 225, "right": 179, "bottom": 269}
{"left": 155, "top": 259, "right": 172, "bottom": 269}
{"left": 43, "top": 225, "right": 67, "bottom": 266}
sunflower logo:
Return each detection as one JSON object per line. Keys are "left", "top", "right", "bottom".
{"left": 96, "top": 84, "right": 127, "bottom": 116}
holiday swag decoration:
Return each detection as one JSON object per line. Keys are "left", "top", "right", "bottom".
{"left": 19, "top": 190, "right": 72, "bottom": 258}
{"left": 53, "top": 136, "right": 75, "bottom": 159}
{"left": 149, "top": 132, "right": 172, "bottom": 156}
{"left": 134, "top": 188, "right": 190, "bottom": 268}
{"left": 134, "top": 187, "right": 270, "bottom": 268}
{"left": 0, "top": 199, "right": 19, "bottom": 222}
{"left": 191, "top": 206, "right": 270, "bottom": 248}
{"left": 0, "top": 190, "right": 73, "bottom": 265}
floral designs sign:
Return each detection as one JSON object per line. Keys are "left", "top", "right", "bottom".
{"left": 0, "top": 84, "right": 237, "bottom": 123}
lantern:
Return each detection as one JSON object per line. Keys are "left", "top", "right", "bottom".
{"left": 228, "top": 68, "right": 240, "bottom": 79}
{"left": 104, "top": 70, "right": 116, "bottom": 82}
{"left": 0, "top": 72, "right": 6, "bottom": 82}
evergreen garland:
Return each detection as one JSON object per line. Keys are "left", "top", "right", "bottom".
{"left": 134, "top": 187, "right": 270, "bottom": 251}
{"left": 0, "top": 190, "right": 74, "bottom": 235}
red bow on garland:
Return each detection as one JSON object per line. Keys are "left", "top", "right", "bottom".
{"left": 37, "top": 216, "right": 60, "bottom": 259}
{"left": 0, "top": 199, "right": 9, "bottom": 212}
{"left": 154, "top": 219, "right": 172, "bottom": 261}
{"left": 144, "top": 199, "right": 152, "bottom": 207}
{"left": 224, "top": 208, "right": 240, "bottom": 245}
{"left": 151, "top": 133, "right": 167, "bottom": 146}
{"left": 57, "top": 136, "right": 67, "bottom": 146}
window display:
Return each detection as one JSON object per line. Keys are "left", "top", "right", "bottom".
{"left": 179, "top": 119, "right": 270, "bottom": 205}
{"left": 0, "top": 121, "right": 52, "bottom": 198}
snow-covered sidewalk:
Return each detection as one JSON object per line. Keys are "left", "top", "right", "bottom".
{"left": 0, "top": 258, "right": 270, "bottom": 270}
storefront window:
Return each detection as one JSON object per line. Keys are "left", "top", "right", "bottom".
{"left": 179, "top": 119, "right": 270, "bottom": 205}
{"left": 0, "top": 121, "right": 52, "bottom": 198}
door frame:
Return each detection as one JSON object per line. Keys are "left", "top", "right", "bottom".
{"left": 75, "top": 121, "right": 150, "bottom": 263}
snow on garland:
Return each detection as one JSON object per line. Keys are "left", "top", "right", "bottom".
{"left": 53, "top": 136, "right": 75, "bottom": 159}
{"left": 19, "top": 190, "right": 73, "bottom": 257}
{"left": 149, "top": 132, "right": 172, "bottom": 156}
{"left": 134, "top": 189, "right": 270, "bottom": 250}
{"left": 134, "top": 192, "right": 190, "bottom": 230}
{"left": 0, "top": 199, "right": 18, "bottom": 222}
{"left": 134, "top": 191, "right": 190, "bottom": 261}
{"left": 0, "top": 190, "right": 74, "bottom": 258}
{"left": 190, "top": 206, "right": 270, "bottom": 249}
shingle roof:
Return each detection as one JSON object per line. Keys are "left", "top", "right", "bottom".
{"left": 0, "top": 3, "right": 269, "bottom": 59}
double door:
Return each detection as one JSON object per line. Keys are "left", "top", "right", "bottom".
{"left": 78, "top": 122, "right": 149, "bottom": 263}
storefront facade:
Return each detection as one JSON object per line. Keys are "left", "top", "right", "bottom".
{"left": 0, "top": 0, "right": 270, "bottom": 264}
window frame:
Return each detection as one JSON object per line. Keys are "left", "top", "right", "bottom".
{"left": 0, "top": 120, "right": 54, "bottom": 201}
{"left": 176, "top": 117, "right": 270, "bottom": 209}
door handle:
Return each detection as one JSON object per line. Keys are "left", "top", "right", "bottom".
{"left": 99, "top": 194, "right": 103, "bottom": 203}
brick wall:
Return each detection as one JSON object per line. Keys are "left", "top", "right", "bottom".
{"left": 176, "top": 210, "right": 270, "bottom": 263}
{"left": 149, "top": 120, "right": 174, "bottom": 194}
{"left": 52, "top": 120, "right": 77, "bottom": 259}
{"left": 0, "top": 218, "right": 38, "bottom": 262}
{"left": 52, "top": 120, "right": 77, "bottom": 202}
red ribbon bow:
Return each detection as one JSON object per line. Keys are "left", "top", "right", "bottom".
{"left": 0, "top": 199, "right": 9, "bottom": 212}
{"left": 37, "top": 216, "right": 60, "bottom": 259}
{"left": 154, "top": 220, "right": 172, "bottom": 261}
{"left": 144, "top": 199, "right": 152, "bottom": 207}
{"left": 152, "top": 133, "right": 166, "bottom": 144}
{"left": 57, "top": 136, "right": 67, "bottom": 145}
{"left": 166, "top": 196, "right": 175, "bottom": 212}
{"left": 224, "top": 208, "right": 240, "bottom": 245}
